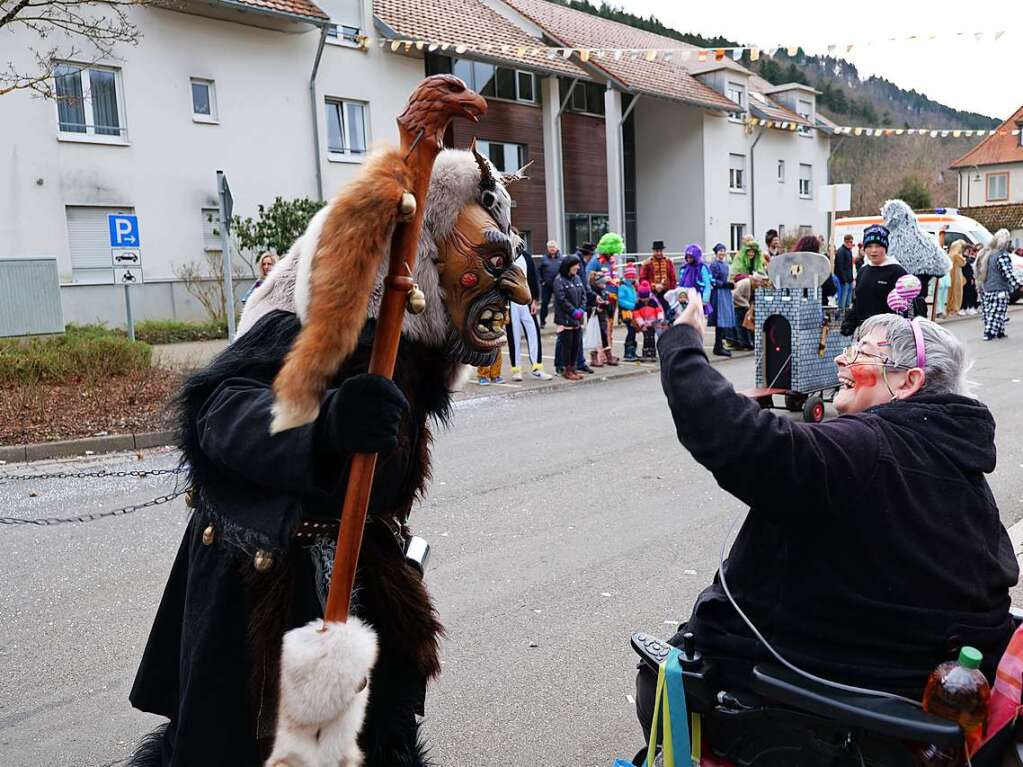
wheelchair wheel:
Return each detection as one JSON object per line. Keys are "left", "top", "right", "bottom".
{"left": 803, "top": 395, "right": 825, "bottom": 423}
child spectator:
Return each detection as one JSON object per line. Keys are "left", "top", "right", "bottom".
{"left": 553, "top": 254, "right": 587, "bottom": 380}
{"left": 633, "top": 280, "right": 664, "bottom": 361}
{"left": 619, "top": 264, "right": 639, "bottom": 361}
{"left": 588, "top": 271, "right": 619, "bottom": 368}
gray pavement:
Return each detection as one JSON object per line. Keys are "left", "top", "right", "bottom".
{"left": 2, "top": 315, "right": 1023, "bottom": 766}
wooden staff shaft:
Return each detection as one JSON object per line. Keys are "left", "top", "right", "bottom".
{"left": 323, "top": 151, "right": 431, "bottom": 624}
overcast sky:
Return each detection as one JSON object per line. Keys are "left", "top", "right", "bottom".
{"left": 619, "top": 0, "right": 1020, "bottom": 122}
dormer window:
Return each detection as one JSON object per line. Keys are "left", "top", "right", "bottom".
{"left": 797, "top": 97, "right": 814, "bottom": 136}
{"left": 726, "top": 81, "right": 746, "bottom": 123}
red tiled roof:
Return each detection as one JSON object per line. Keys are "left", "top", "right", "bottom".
{"left": 374, "top": 0, "right": 587, "bottom": 78}
{"left": 500, "top": 0, "right": 739, "bottom": 111}
{"left": 951, "top": 105, "right": 1023, "bottom": 168}
{"left": 229, "top": 0, "right": 328, "bottom": 21}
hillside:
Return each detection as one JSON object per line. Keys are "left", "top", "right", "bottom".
{"left": 549, "top": 0, "right": 1001, "bottom": 215}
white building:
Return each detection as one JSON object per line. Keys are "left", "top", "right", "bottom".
{"left": 1, "top": 0, "right": 834, "bottom": 330}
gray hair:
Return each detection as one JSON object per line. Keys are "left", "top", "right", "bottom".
{"left": 858, "top": 314, "right": 975, "bottom": 398}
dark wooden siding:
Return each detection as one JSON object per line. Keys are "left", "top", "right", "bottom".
{"left": 562, "top": 112, "right": 608, "bottom": 215}
{"left": 451, "top": 99, "right": 547, "bottom": 249}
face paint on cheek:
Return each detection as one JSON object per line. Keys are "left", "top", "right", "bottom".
{"left": 850, "top": 366, "right": 877, "bottom": 389}
{"left": 460, "top": 272, "right": 478, "bottom": 288}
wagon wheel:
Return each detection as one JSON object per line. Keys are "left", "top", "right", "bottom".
{"left": 803, "top": 395, "right": 825, "bottom": 423}
{"left": 756, "top": 395, "right": 773, "bottom": 410}
{"left": 784, "top": 393, "right": 806, "bottom": 412}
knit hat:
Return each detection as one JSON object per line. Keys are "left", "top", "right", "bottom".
{"left": 684, "top": 243, "right": 703, "bottom": 262}
{"left": 862, "top": 224, "right": 890, "bottom": 251}
{"left": 713, "top": 242, "right": 727, "bottom": 253}
{"left": 624, "top": 263, "right": 638, "bottom": 280}
{"left": 596, "top": 232, "right": 625, "bottom": 255}
{"left": 637, "top": 280, "right": 652, "bottom": 298}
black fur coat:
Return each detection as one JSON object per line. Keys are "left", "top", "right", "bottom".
{"left": 128, "top": 310, "right": 450, "bottom": 766}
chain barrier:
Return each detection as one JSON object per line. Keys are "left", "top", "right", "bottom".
{"left": 0, "top": 465, "right": 189, "bottom": 527}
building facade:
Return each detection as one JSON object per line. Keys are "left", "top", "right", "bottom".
{"left": 2, "top": 0, "right": 833, "bottom": 329}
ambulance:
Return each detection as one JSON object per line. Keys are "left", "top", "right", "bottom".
{"left": 831, "top": 208, "right": 993, "bottom": 249}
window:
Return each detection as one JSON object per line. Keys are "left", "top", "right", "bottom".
{"left": 561, "top": 79, "right": 605, "bottom": 116}
{"left": 566, "top": 213, "right": 610, "bottom": 253}
{"left": 987, "top": 173, "right": 1009, "bottom": 202}
{"left": 477, "top": 140, "right": 526, "bottom": 173}
{"left": 324, "top": 98, "right": 367, "bottom": 160}
{"left": 202, "top": 208, "right": 223, "bottom": 254}
{"left": 517, "top": 230, "right": 532, "bottom": 254}
{"left": 797, "top": 98, "right": 813, "bottom": 137}
{"left": 777, "top": 159, "right": 785, "bottom": 183}
{"left": 451, "top": 59, "right": 536, "bottom": 104}
{"left": 54, "top": 63, "right": 126, "bottom": 141}
{"left": 191, "top": 78, "right": 217, "bottom": 123}
{"left": 730, "top": 223, "right": 746, "bottom": 252}
{"left": 726, "top": 81, "right": 746, "bottom": 122}
{"left": 322, "top": 0, "right": 361, "bottom": 46}
{"left": 66, "top": 205, "right": 134, "bottom": 283}
{"left": 798, "top": 164, "right": 813, "bottom": 199}
{"left": 729, "top": 154, "right": 746, "bottom": 192}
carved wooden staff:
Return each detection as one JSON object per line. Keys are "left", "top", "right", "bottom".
{"left": 324, "top": 77, "right": 487, "bottom": 624}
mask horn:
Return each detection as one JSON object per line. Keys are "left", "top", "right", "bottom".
{"left": 472, "top": 144, "right": 497, "bottom": 190}
{"left": 500, "top": 160, "right": 534, "bottom": 186}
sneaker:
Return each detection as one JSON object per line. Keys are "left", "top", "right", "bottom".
{"left": 578, "top": 365, "right": 594, "bottom": 374}
{"left": 531, "top": 368, "right": 553, "bottom": 380}
{"left": 511, "top": 367, "right": 523, "bottom": 382}
{"left": 491, "top": 375, "right": 505, "bottom": 384}
{"left": 478, "top": 377, "right": 490, "bottom": 385}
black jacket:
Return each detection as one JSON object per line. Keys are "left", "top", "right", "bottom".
{"left": 537, "top": 251, "right": 563, "bottom": 287}
{"left": 835, "top": 244, "right": 854, "bottom": 283}
{"left": 553, "top": 257, "right": 586, "bottom": 327}
{"left": 841, "top": 262, "right": 907, "bottom": 335}
{"left": 658, "top": 324, "right": 1017, "bottom": 696}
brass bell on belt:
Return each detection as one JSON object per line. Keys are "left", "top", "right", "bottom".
{"left": 202, "top": 524, "right": 215, "bottom": 546}
{"left": 406, "top": 283, "right": 427, "bottom": 315}
{"left": 253, "top": 549, "right": 274, "bottom": 572}
{"left": 184, "top": 488, "right": 196, "bottom": 508}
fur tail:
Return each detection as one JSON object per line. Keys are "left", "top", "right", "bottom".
{"left": 126, "top": 723, "right": 169, "bottom": 767}
{"left": 271, "top": 149, "right": 413, "bottom": 433}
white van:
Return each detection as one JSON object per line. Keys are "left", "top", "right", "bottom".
{"left": 832, "top": 209, "right": 993, "bottom": 250}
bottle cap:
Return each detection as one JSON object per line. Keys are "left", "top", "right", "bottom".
{"left": 959, "top": 646, "right": 983, "bottom": 669}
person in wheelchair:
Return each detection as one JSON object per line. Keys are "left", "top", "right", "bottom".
{"left": 637, "top": 290, "right": 1018, "bottom": 756}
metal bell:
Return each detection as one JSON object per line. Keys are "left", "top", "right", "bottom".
{"left": 184, "top": 488, "right": 196, "bottom": 508}
{"left": 398, "top": 191, "right": 416, "bottom": 222}
{"left": 406, "top": 283, "right": 427, "bottom": 315}
{"left": 253, "top": 549, "right": 274, "bottom": 572}
{"left": 202, "top": 524, "right": 215, "bottom": 546}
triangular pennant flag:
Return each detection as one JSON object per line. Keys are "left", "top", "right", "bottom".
{"left": 930, "top": 130, "right": 939, "bottom": 137}
{"left": 415, "top": 41, "right": 424, "bottom": 50}
{"left": 854, "top": 127, "right": 863, "bottom": 136}
{"left": 390, "top": 39, "right": 401, "bottom": 51}
{"left": 846, "top": 43, "right": 854, "bottom": 53}
{"left": 562, "top": 48, "right": 573, "bottom": 59}
{"left": 614, "top": 49, "right": 623, "bottom": 60}
{"left": 646, "top": 49, "right": 658, "bottom": 61}
{"left": 996, "top": 30, "right": 1006, "bottom": 40}
{"left": 663, "top": 52, "right": 673, "bottom": 62}
{"left": 580, "top": 49, "right": 591, "bottom": 62}
{"left": 428, "top": 43, "right": 439, "bottom": 52}
{"left": 714, "top": 48, "right": 725, "bottom": 61}
{"left": 697, "top": 50, "right": 708, "bottom": 62}
{"left": 731, "top": 48, "right": 743, "bottom": 60}
{"left": 952, "top": 130, "right": 961, "bottom": 137}
{"left": 827, "top": 44, "right": 836, "bottom": 54}
{"left": 440, "top": 42, "right": 450, "bottom": 51}
{"left": 455, "top": 44, "right": 467, "bottom": 54}
{"left": 895, "top": 128, "right": 905, "bottom": 135}
{"left": 940, "top": 130, "right": 950, "bottom": 138}
{"left": 786, "top": 45, "right": 798, "bottom": 56}
{"left": 750, "top": 47, "right": 760, "bottom": 61}
{"left": 403, "top": 41, "right": 413, "bottom": 51}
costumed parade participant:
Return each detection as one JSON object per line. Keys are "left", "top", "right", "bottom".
{"left": 977, "top": 228, "right": 1020, "bottom": 341}
{"left": 636, "top": 288, "right": 1017, "bottom": 760}
{"left": 708, "top": 243, "right": 735, "bottom": 357}
{"left": 632, "top": 280, "right": 663, "bottom": 361}
{"left": 641, "top": 240, "right": 677, "bottom": 312}
{"left": 127, "top": 76, "right": 532, "bottom": 767}
{"left": 730, "top": 238, "right": 767, "bottom": 282}
{"left": 592, "top": 232, "right": 624, "bottom": 363}
{"left": 840, "top": 224, "right": 907, "bottom": 336}
{"left": 881, "top": 198, "right": 951, "bottom": 317}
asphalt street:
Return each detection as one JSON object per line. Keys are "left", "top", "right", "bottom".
{"left": 2, "top": 315, "right": 1023, "bottom": 767}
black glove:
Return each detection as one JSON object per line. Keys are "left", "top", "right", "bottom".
{"left": 323, "top": 374, "right": 409, "bottom": 454}
{"left": 724, "top": 281, "right": 734, "bottom": 290}
{"left": 840, "top": 316, "right": 856, "bottom": 337}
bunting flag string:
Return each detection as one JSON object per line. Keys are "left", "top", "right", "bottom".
{"left": 746, "top": 117, "right": 1017, "bottom": 137}
{"left": 367, "top": 29, "right": 1008, "bottom": 62}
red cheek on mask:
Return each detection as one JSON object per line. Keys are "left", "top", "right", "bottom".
{"left": 460, "top": 272, "right": 478, "bottom": 289}
{"left": 850, "top": 366, "right": 877, "bottom": 388}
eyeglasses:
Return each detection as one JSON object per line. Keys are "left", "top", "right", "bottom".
{"left": 841, "top": 342, "right": 912, "bottom": 370}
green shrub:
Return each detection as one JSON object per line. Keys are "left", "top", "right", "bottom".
{"left": 0, "top": 325, "right": 152, "bottom": 386}
{"left": 132, "top": 319, "right": 228, "bottom": 345}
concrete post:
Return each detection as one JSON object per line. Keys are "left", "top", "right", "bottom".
{"left": 604, "top": 86, "right": 625, "bottom": 235}
{"left": 541, "top": 76, "right": 565, "bottom": 249}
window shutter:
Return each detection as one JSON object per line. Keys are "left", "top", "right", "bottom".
{"left": 66, "top": 205, "right": 133, "bottom": 283}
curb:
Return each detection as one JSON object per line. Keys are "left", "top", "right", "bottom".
{"left": 0, "top": 430, "right": 177, "bottom": 466}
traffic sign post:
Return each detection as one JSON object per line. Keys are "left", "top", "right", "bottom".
{"left": 819, "top": 183, "right": 852, "bottom": 242}
{"left": 217, "top": 171, "right": 236, "bottom": 341}
{"left": 108, "top": 214, "right": 143, "bottom": 342}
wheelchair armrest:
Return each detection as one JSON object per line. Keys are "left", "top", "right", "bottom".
{"left": 750, "top": 663, "right": 962, "bottom": 746}
{"left": 1010, "top": 606, "right": 1023, "bottom": 627}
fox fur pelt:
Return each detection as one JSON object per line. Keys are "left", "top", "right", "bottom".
{"left": 269, "top": 150, "right": 413, "bottom": 433}
{"left": 882, "top": 198, "right": 951, "bottom": 277}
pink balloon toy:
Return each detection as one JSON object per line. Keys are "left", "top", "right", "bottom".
{"left": 895, "top": 274, "right": 922, "bottom": 302}
{"left": 887, "top": 289, "right": 910, "bottom": 314}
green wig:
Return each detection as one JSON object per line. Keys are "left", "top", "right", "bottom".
{"left": 596, "top": 232, "right": 625, "bottom": 255}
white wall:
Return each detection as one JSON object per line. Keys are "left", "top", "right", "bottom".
{"left": 701, "top": 111, "right": 753, "bottom": 248}
{"left": 958, "top": 163, "right": 1023, "bottom": 207}
{"left": 633, "top": 97, "right": 705, "bottom": 251}
{"left": 752, "top": 127, "right": 830, "bottom": 242}
{"left": 0, "top": 1, "right": 422, "bottom": 325}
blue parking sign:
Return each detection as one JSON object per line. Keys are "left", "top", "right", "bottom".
{"left": 108, "top": 214, "right": 140, "bottom": 247}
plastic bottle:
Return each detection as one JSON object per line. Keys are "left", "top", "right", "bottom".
{"left": 915, "top": 647, "right": 991, "bottom": 767}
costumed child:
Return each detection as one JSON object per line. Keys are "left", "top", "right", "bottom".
{"left": 587, "top": 271, "right": 619, "bottom": 368}
{"left": 632, "top": 280, "right": 664, "bottom": 361}
{"left": 709, "top": 242, "right": 736, "bottom": 357}
{"left": 592, "top": 232, "right": 624, "bottom": 356}
{"left": 618, "top": 264, "right": 639, "bottom": 362}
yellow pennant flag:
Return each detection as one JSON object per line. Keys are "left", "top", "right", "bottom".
{"left": 580, "top": 49, "right": 591, "bottom": 62}
{"left": 646, "top": 49, "right": 658, "bottom": 61}
{"left": 390, "top": 39, "right": 401, "bottom": 51}
{"left": 750, "top": 47, "right": 760, "bottom": 61}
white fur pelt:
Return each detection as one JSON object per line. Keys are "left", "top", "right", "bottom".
{"left": 881, "top": 199, "right": 951, "bottom": 277}
{"left": 266, "top": 617, "right": 378, "bottom": 767}
{"left": 236, "top": 149, "right": 511, "bottom": 348}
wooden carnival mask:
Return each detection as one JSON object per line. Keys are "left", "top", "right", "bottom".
{"left": 434, "top": 148, "right": 531, "bottom": 365}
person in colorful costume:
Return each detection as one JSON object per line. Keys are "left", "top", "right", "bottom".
{"left": 708, "top": 242, "right": 736, "bottom": 357}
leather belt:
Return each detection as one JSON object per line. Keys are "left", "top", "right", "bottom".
{"left": 294, "top": 518, "right": 340, "bottom": 540}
